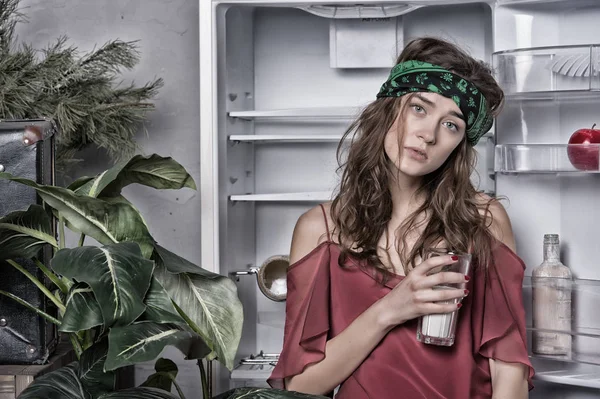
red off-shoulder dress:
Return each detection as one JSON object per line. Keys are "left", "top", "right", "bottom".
{"left": 268, "top": 205, "right": 534, "bottom": 398}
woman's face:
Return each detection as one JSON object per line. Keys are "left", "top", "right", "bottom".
{"left": 384, "top": 92, "right": 466, "bottom": 177}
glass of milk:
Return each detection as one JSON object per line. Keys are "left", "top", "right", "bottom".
{"left": 416, "top": 250, "right": 472, "bottom": 346}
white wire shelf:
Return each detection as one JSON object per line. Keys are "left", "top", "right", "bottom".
{"left": 229, "top": 191, "right": 333, "bottom": 202}
{"left": 229, "top": 133, "right": 493, "bottom": 143}
{"left": 228, "top": 107, "right": 361, "bottom": 120}
{"left": 229, "top": 134, "right": 344, "bottom": 143}
{"left": 229, "top": 190, "right": 496, "bottom": 203}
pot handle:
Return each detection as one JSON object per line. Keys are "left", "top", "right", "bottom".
{"left": 229, "top": 268, "right": 258, "bottom": 281}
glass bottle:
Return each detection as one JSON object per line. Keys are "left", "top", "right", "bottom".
{"left": 532, "top": 234, "right": 572, "bottom": 355}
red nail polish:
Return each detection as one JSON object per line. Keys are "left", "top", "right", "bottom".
{"left": 451, "top": 255, "right": 459, "bottom": 261}
{"left": 464, "top": 289, "right": 469, "bottom": 295}
{"left": 465, "top": 275, "right": 470, "bottom": 281}
{"left": 457, "top": 303, "right": 463, "bottom": 309}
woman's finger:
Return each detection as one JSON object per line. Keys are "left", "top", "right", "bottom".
{"left": 412, "top": 271, "right": 468, "bottom": 290}
{"left": 413, "top": 254, "right": 458, "bottom": 276}
{"left": 413, "top": 287, "right": 468, "bottom": 304}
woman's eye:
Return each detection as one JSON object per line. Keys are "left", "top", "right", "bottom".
{"left": 444, "top": 121, "right": 458, "bottom": 131}
{"left": 411, "top": 104, "right": 425, "bottom": 113}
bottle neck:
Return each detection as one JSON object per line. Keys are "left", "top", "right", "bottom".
{"left": 543, "top": 243, "right": 560, "bottom": 263}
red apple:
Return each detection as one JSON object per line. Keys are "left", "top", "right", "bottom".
{"left": 567, "top": 124, "right": 600, "bottom": 171}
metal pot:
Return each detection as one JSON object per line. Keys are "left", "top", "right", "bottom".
{"left": 231, "top": 255, "right": 290, "bottom": 302}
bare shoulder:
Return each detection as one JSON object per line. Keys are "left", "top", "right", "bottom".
{"left": 289, "top": 202, "right": 333, "bottom": 265}
{"left": 475, "top": 193, "right": 517, "bottom": 252}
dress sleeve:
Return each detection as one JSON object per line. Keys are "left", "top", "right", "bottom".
{"left": 474, "top": 242, "right": 535, "bottom": 391}
{"left": 267, "top": 244, "right": 332, "bottom": 390}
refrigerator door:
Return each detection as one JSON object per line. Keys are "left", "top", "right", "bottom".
{"left": 200, "top": 0, "right": 600, "bottom": 395}
{"left": 493, "top": 1, "right": 600, "bottom": 397}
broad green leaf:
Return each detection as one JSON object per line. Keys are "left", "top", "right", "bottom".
{"left": 152, "top": 244, "right": 218, "bottom": 277}
{"left": 52, "top": 243, "right": 154, "bottom": 328}
{"left": 154, "top": 258, "right": 243, "bottom": 370}
{"left": 73, "top": 164, "right": 128, "bottom": 198}
{"left": 105, "top": 322, "right": 197, "bottom": 371}
{"left": 67, "top": 176, "right": 95, "bottom": 192}
{"left": 74, "top": 154, "right": 196, "bottom": 198}
{"left": 0, "top": 172, "right": 154, "bottom": 258}
{"left": 17, "top": 362, "right": 86, "bottom": 399}
{"left": 140, "top": 358, "right": 178, "bottom": 393}
{"left": 214, "top": 388, "right": 329, "bottom": 399}
{"left": 79, "top": 339, "right": 115, "bottom": 395}
{"left": 102, "top": 195, "right": 152, "bottom": 232}
{"left": 99, "top": 387, "right": 179, "bottom": 399}
{"left": 60, "top": 282, "right": 104, "bottom": 333}
{"left": 140, "top": 277, "right": 185, "bottom": 324}
{"left": 57, "top": 194, "right": 150, "bottom": 235}
{"left": 0, "top": 205, "right": 57, "bottom": 259}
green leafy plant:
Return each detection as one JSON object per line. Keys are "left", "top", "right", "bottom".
{"left": 0, "top": 154, "right": 241, "bottom": 398}
{"left": 0, "top": 153, "right": 328, "bottom": 399}
{"left": 0, "top": 0, "right": 163, "bottom": 170}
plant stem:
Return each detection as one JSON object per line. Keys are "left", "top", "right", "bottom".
{"left": 172, "top": 302, "right": 211, "bottom": 345}
{"left": 34, "top": 258, "right": 68, "bottom": 294}
{"left": 59, "top": 216, "right": 66, "bottom": 249}
{"left": 171, "top": 378, "right": 187, "bottom": 399}
{"left": 83, "top": 329, "right": 94, "bottom": 350}
{"left": 78, "top": 233, "right": 85, "bottom": 247}
{"left": 69, "top": 333, "right": 83, "bottom": 359}
{"left": 173, "top": 302, "right": 211, "bottom": 397}
{"left": 197, "top": 360, "right": 209, "bottom": 399}
{"left": 6, "top": 259, "right": 66, "bottom": 313}
{"left": 0, "top": 290, "right": 62, "bottom": 325}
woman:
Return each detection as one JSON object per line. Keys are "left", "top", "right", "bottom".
{"left": 268, "top": 37, "right": 534, "bottom": 398}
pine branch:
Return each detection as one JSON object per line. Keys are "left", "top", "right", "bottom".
{"left": 0, "top": 1, "right": 162, "bottom": 171}
{"left": 79, "top": 39, "right": 140, "bottom": 74}
{"left": 0, "top": 0, "right": 24, "bottom": 53}
{"left": 112, "top": 78, "right": 164, "bottom": 102}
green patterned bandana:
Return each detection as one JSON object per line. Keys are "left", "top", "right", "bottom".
{"left": 376, "top": 60, "right": 493, "bottom": 146}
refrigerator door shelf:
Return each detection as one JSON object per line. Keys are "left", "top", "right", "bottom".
{"left": 497, "top": 0, "right": 595, "bottom": 6}
{"left": 505, "top": 90, "right": 600, "bottom": 101}
{"left": 493, "top": 44, "right": 600, "bottom": 95}
{"left": 495, "top": 144, "right": 600, "bottom": 174}
{"left": 533, "top": 360, "right": 600, "bottom": 389}
{"left": 531, "top": 347, "right": 600, "bottom": 370}
{"left": 524, "top": 276, "right": 600, "bottom": 375}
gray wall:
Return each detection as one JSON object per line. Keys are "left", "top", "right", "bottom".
{"left": 15, "top": 0, "right": 202, "bottom": 397}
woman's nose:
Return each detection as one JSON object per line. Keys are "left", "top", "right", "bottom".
{"left": 416, "top": 125, "right": 436, "bottom": 144}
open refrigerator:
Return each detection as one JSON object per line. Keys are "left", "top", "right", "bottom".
{"left": 199, "top": 1, "right": 600, "bottom": 397}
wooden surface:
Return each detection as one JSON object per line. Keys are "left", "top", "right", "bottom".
{"left": 0, "top": 342, "right": 75, "bottom": 398}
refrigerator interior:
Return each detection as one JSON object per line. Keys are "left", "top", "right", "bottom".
{"left": 202, "top": 0, "right": 600, "bottom": 396}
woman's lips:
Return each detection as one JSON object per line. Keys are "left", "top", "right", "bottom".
{"left": 405, "top": 147, "right": 428, "bottom": 161}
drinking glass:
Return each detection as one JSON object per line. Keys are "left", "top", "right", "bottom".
{"left": 416, "top": 250, "right": 472, "bottom": 346}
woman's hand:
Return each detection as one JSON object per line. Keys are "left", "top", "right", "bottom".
{"left": 376, "top": 254, "right": 469, "bottom": 329}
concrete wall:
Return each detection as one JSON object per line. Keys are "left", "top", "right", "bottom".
{"left": 14, "top": 0, "right": 203, "bottom": 397}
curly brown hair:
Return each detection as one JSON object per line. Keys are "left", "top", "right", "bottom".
{"left": 330, "top": 37, "right": 505, "bottom": 280}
